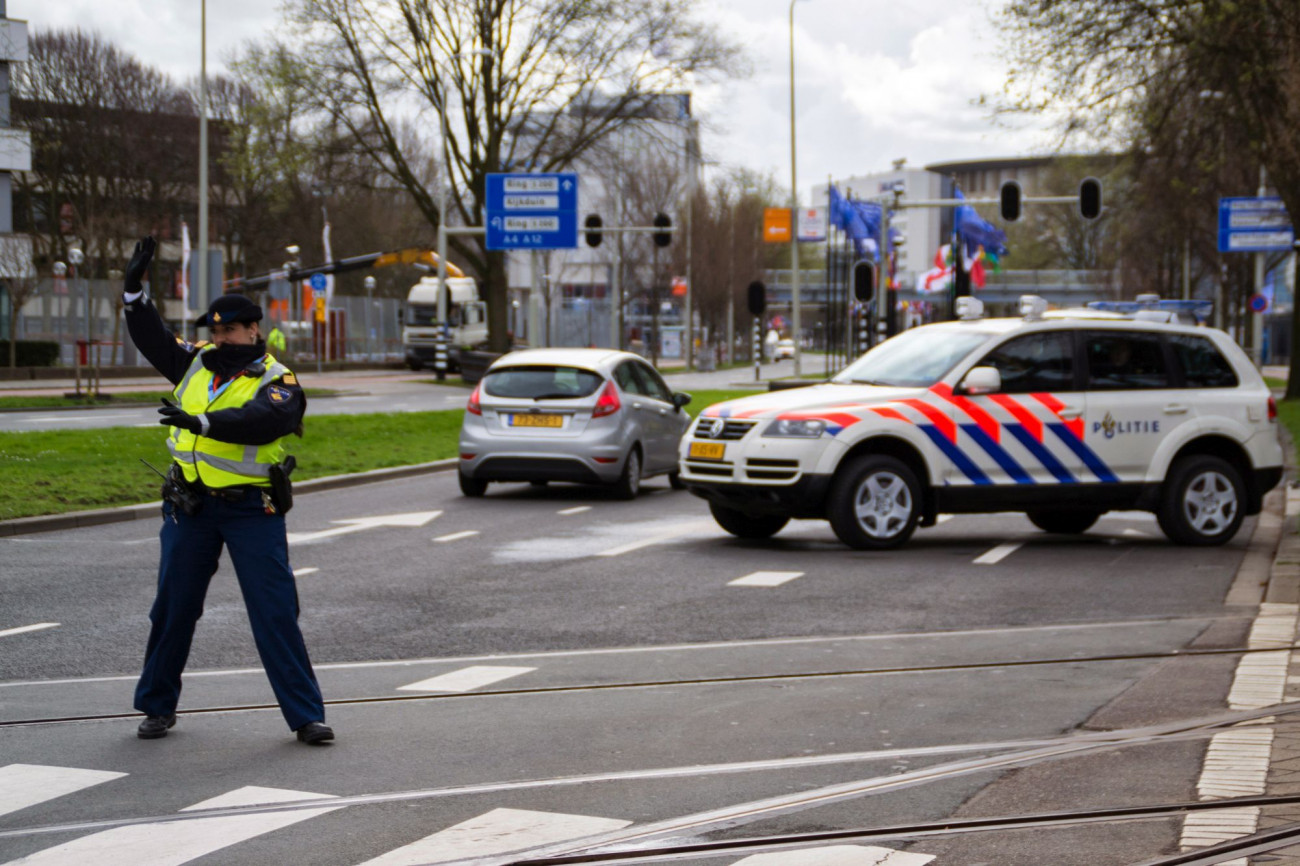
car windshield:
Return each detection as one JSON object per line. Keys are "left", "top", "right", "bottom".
{"left": 483, "top": 365, "right": 604, "bottom": 399}
{"left": 831, "top": 327, "right": 994, "bottom": 387}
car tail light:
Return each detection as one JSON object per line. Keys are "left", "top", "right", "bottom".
{"left": 460, "top": 453, "right": 476, "bottom": 460}
{"left": 467, "top": 384, "right": 482, "bottom": 415}
{"left": 592, "top": 381, "right": 621, "bottom": 417}
{"left": 1268, "top": 396, "right": 1277, "bottom": 421}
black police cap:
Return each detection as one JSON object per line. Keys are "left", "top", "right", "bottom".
{"left": 196, "top": 293, "right": 263, "bottom": 327}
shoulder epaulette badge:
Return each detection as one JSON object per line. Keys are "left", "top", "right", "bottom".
{"left": 282, "top": 373, "right": 298, "bottom": 385}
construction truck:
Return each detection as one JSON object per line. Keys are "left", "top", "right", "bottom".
{"left": 402, "top": 274, "right": 486, "bottom": 371}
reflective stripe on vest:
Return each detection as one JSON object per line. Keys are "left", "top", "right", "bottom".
{"left": 169, "top": 349, "right": 291, "bottom": 488}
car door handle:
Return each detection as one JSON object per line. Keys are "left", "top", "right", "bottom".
{"left": 658, "top": 408, "right": 668, "bottom": 415}
{"left": 1058, "top": 406, "right": 1083, "bottom": 420}
{"left": 1164, "top": 404, "right": 1190, "bottom": 414}
{"left": 631, "top": 402, "right": 643, "bottom": 410}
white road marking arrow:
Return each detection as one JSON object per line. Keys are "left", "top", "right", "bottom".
{"left": 287, "top": 510, "right": 442, "bottom": 546}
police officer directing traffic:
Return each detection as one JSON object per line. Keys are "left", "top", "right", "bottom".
{"left": 122, "top": 236, "right": 333, "bottom": 745}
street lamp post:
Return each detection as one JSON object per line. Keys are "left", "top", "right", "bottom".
{"left": 53, "top": 260, "right": 67, "bottom": 365}
{"left": 68, "top": 247, "right": 91, "bottom": 396}
{"left": 788, "top": 0, "right": 806, "bottom": 377}
{"left": 364, "top": 275, "right": 376, "bottom": 361}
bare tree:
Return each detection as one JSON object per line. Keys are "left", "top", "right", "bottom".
{"left": 12, "top": 29, "right": 194, "bottom": 277}
{"left": 995, "top": 0, "right": 1300, "bottom": 390}
{"left": 0, "top": 235, "right": 38, "bottom": 367}
{"left": 282, "top": 0, "right": 746, "bottom": 351}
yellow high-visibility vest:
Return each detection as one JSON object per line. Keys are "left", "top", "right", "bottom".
{"left": 167, "top": 349, "right": 293, "bottom": 488}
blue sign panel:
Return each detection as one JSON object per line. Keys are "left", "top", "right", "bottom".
{"left": 485, "top": 173, "right": 579, "bottom": 250}
{"left": 1218, "top": 197, "right": 1295, "bottom": 253}
{"left": 309, "top": 272, "right": 328, "bottom": 291}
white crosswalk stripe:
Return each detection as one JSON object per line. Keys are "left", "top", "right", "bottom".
{"left": 2, "top": 785, "right": 341, "bottom": 866}
{"left": 396, "top": 665, "right": 536, "bottom": 693}
{"left": 355, "top": 807, "right": 631, "bottom": 865}
{"left": 0, "top": 764, "right": 125, "bottom": 819}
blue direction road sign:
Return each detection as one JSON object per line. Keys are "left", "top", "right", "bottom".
{"left": 485, "top": 173, "right": 579, "bottom": 250}
{"left": 1218, "top": 197, "right": 1295, "bottom": 253}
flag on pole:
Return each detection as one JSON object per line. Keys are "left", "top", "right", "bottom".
{"left": 180, "top": 221, "right": 191, "bottom": 314}
{"left": 322, "top": 221, "right": 335, "bottom": 307}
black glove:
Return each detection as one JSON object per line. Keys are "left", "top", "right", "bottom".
{"left": 158, "top": 399, "right": 201, "bottom": 433}
{"left": 124, "top": 237, "right": 157, "bottom": 295}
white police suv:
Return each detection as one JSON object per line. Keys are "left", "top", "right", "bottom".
{"left": 680, "top": 296, "right": 1283, "bottom": 550}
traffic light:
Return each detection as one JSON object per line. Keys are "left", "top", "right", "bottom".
{"left": 747, "top": 281, "right": 766, "bottom": 316}
{"left": 584, "top": 214, "right": 603, "bottom": 247}
{"left": 1079, "top": 177, "right": 1102, "bottom": 220}
{"left": 652, "top": 212, "right": 672, "bottom": 247}
{"left": 852, "top": 260, "right": 876, "bottom": 302}
{"left": 999, "top": 180, "right": 1022, "bottom": 222}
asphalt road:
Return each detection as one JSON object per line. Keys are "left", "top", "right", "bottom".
{"left": 0, "top": 471, "right": 1266, "bottom": 865}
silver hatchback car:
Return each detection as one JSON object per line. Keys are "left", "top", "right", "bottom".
{"left": 458, "top": 348, "right": 693, "bottom": 498}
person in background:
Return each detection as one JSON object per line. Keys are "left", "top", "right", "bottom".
{"left": 266, "top": 324, "right": 287, "bottom": 356}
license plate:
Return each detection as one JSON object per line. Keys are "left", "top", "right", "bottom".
{"left": 510, "top": 414, "right": 562, "bottom": 428}
{"left": 689, "top": 441, "right": 726, "bottom": 460}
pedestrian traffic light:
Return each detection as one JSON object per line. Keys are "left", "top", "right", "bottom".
{"left": 852, "top": 260, "right": 876, "bottom": 302}
{"left": 1079, "top": 177, "right": 1102, "bottom": 220}
{"left": 652, "top": 212, "right": 672, "bottom": 247}
{"left": 999, "top": 180, "right": 1022, "bottom": 222}
{"left": 584, "top": 214, "right": 603, "bottom": 247}
{"left": 747, "top": 280, "right": 766, "bottom": 316}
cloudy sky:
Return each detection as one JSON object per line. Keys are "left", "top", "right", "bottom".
{"left": 12, "top": 0, "right": 1058, "bottom": 201}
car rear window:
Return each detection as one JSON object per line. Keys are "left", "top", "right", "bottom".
{"left": 1169, "top": 334, "right": 1238, "bottom": 388}
{"left": 483, "top": 365, "right": 604, "bottom": 399}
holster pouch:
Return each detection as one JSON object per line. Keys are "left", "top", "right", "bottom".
{"left": 163, "top": 463, "right": 203, "bottom": 517}
{"left": 269, "top": 455, "right": 296, "bottom": 515}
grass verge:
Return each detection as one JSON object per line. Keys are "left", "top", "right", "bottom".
{"left": 0, "top": 387, "right": 760, "bottom": 520}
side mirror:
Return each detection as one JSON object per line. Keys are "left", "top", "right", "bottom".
{"left": 960, "top": 366, "right": 1001, "bottom": 395}
{"left": 672, "top": 392, "right": 692, "bottom": 411}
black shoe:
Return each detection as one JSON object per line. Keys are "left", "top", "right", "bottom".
{"left": 137, "top": 714, "right": 176, "bottom": 739}
{"left": 295, "top": 721, "right": 334, "bottom": 744}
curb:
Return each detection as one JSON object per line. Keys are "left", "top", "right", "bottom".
{"left": 0, "top": 459, "right": 459, "bottom": 538}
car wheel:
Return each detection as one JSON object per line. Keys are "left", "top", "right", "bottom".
{"left": 458, "top": 469, "right": 487, "bottom": 497}
{"left": 827, "top": 455, "right": 921, "bottom": 550}
{"left": 708, "top": 502, "right": 789, "bottom": 539}
{"left": 1027, "top": 510, "right": 1102, "bottom": 534}
{"left": 668, "top": 470, "right": 687, "bottom": 490}
{"left": 612, "top": 448, "right": 642, "bottom": 500}
{"left": 1157, "top": 455, "right": 1245, "bottom": 546}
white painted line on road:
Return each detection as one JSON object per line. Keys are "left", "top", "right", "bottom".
{"left": 972, "top": 542, "right": 1023, "bottom": 565}
{"left": 728, "top": 571, "right": 805, "bottom": 588}
{"left": 396, "top": 665, "right": 536, "bottom": 693}
{"left": 558, "top": 506, "right": 591, "bottom": 516}
{"left": 596, "top": 520, "right": 712, "bottom": 557}
{"left": 732, "top": 845, "right": 934, "bottom": 865}
{"left": 8, "top": 785, "right": 342, "bottom": 865}
{"left": 356, "top": 807, "right": 631, "bottom": 865}
{"left": 433, "top": 530, "right": 479, "bottom": 543}
{"left": 936, "top": 515, "right": 954, "bottom": 524}
{"left": 0, "top": 623, "right": 59, "bottom": 639}
{"left": 1122, "top": 528, "right": 1152, "bottom": 538}
{"left": 293, "top": 568, "right": 319, "bottom": 578}
{"left": 0, "top": 764, "right": 126, "bottom": 818}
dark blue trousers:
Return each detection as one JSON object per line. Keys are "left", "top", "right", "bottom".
{"left": 134, "top": 489, "right": 325, "bottom": 731}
